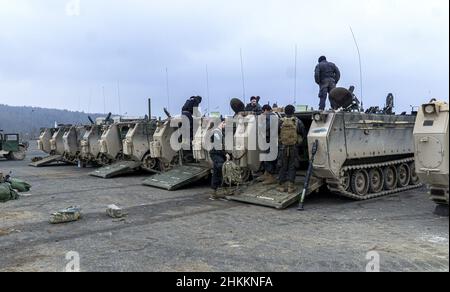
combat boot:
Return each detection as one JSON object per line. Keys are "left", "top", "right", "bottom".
{"left": 277, "top": 182, "right": 288, "bottom": 193}
{"left": 262, "top": 173, "right": 277, "bottom": 185}
{"left": 256, "top": 172, "right": 268, "bottom": 182}
{"left": 288, "top": 182, "right": 297, "bottom": 194}
{"left": 210, "top": 189, "right": 219, "bottom": 200}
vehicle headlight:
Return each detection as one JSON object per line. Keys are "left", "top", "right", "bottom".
{"left": 424, "top": 104, "right": 436, "bottom": 114}
{"left": 314, "top": 113, "right": 322, "bottom": 122}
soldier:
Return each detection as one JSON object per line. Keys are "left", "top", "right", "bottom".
{"left": 258, "top": 104, "right": 278, "bottom": 185}
{"left": 245, "top": 96, "right": 262, "bottom": 115}
{"left": 277, "top": 105, "right": 306, "bottom": 193}
{"left": 314, "top": 56, "right": 341, "bottom": 111}
{"left": 209, "top": 120, "right": 227, "bottom": 200}
{"left": 181, "top": 96, "right": 202, "bottom": 145}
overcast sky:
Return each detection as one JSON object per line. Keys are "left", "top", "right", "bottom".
{"left": 0, "top": 0, "right": 448, "bottom": 116}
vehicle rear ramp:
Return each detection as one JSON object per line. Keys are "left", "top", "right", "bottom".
{"left": 29, "top": 155, "right": 64, "bottom": 167}
{"left": 227, "top": 176, "right": 323, "bottom": 209}
{"left": 142, "top": 164, "right": 211, "bottom": 191}
{"left": 89, "top": 160, "right": 142, "bottom": 179}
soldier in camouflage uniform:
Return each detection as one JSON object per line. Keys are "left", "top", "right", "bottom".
{"left": 209, "top": 120, "right": 227, "bottom": 199}
{"left": 277, "top": 105, "right": 306, "bottom": 194}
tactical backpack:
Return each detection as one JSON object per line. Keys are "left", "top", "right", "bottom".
{"left": 280, "top": 117, "right": 298, "bottom": 146}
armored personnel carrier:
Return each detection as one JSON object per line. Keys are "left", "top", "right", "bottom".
{"left": 227, "top": 90, "right": 421, "bottom": 209}
{"left": 413, "top": 100, "right": 449, "bottom": 206}
{"left": 0, "top": 131, "right": 27, "bottom": 161}
{"left": 30, "top": 125, "right": 73, "bottom": 167}
{"left": 79, "top": 117, "right": 111, "bottom": 166}
{"left": 62, "top": 125, "right": 88, "bottom": 164}
{"left": 37, "top": 127, "right": 55, "bottom": 155}
{"left": 89, "top": 117, "right": 147, "bottom": 178}
{"left": 142, "top": 110, "right": 212, "bottom": 191}
{"left": 123, "top": 120, "right": 158, "bottom": 172}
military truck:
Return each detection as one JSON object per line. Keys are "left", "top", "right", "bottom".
{"left": 225, "top": 90, "right": 422, "bottom": 209}
{"left": 0, "top": 131, "right": 27, "bottom": 161}
{"left": 413, "top": 99, "right": 449, "bottom": 206}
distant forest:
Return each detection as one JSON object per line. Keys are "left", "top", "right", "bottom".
{"left": 0, "top": 104, "right": 106, "bottom": 140}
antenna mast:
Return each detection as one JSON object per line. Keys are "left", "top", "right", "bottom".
{"left": 117, "top": 80, "right": 122, "bottom": 116}
{"left": 350, "top": 26, "right": 364, "bottom": 110}
{"left": 165, "top": 68, "right": 170, "bottom": 112}
{"left": 294, "top": 44, "right": 298, "bottom": 105}
{"left": 240, "top": 48, "right": 246, "bottom": 100}
{"left": 206, "top": 65, "right": 211, "bottom": 115}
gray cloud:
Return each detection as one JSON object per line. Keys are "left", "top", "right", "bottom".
{"left": 0, "top": 0, "right": 448, "bottom": 117}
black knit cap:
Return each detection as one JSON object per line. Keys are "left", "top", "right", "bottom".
{"left": 285, "top": 105, "right": 296, "bottom": 116}
{"left": 262, "top": 104, "right": 272, "bottom": 112}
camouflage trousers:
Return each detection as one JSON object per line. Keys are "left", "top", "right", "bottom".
{"left": 278, "top": 146, "right": 297, "bottom": 184}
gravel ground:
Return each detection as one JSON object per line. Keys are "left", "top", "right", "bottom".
{"left": 0, "top": 146, "right": 448, "bottom": 272}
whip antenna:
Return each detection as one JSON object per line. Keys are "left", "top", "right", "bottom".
{"left": 350, "top": 26, "right": 364, "bottom": 111}
{"left": 240, "top": 48, "right": 246, "bottom": 100}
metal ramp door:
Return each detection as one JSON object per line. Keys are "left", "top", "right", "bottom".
{"left": 29, "top": 155, "right": 63, "bottom": 167}
{"left": 89, "top": 160, "right": 142, "bottom": 179}
{"left": 227, "top": 176, "right": 323, "bottom": 209}
{"left": 142, "top": 164, "right": 211, "bottom": 191}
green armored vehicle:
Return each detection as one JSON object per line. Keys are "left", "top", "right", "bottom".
{"left": 0, "top": 131, "right": 27, "bottom": 161}
{"left": 413, "top": 100, "right": 449, "bottom": 206}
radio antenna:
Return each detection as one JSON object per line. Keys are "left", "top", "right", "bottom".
{"left": 206, "top": 64, "right": 211, "bottom": 114}
{"left": 350, "top": 26, "right": 364, "bottom": 110}
{"left": 165, "top": 67, "right": 170, "bottom": 112}
{"left": 117, "top": 80, "right": 122, "bottom": 116}
{"left": 102, "top": 86, "right": 106, "bottom": 114}
{"left": 294, "top": 44, "right": 298, "bottom": 105}
{"left": 240, "top": 48, "right": 246, "bottom": 100}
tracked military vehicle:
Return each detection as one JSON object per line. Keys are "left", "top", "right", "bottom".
{"left": 227, "top": 89, "right": 421, "bottom": 209}
{"left": 414, "top": 100, "right": 449, "bottom": 206}
{"left": 0, "top": 131, "right": 27, "bottom": 161}
{"left": 37, "top": 127, "right": 55, "bottom": 155}
{"left": 89, "top": 116, "right": 155, "bottom": 178}
{"left": 142, "top": 109, "right": 212, "bottom": 191}
{"left": 30, "top": 125, "right": 73, "bottom": 167}
{"left": 62, "top": 125, "right": 88, "bottom": 164}
{"left": 123, "top": 120, "right": 159, "bottom": 172}
{"left": 79, "top": 117, "right": 111, "bottom": 165}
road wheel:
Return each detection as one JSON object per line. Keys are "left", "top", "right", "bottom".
{"left": 397, "top": 163, "right": 411, "bottom": 188}
{"left": 142, "top": 154, "right": 158, "bottom": 172}
{"left": 351, "top": 169, "right": 370, "bottom": 196}
{"left": 369, "top": 168, "right": 384, "bottom": 194}
{"left": 10, "top": 145, "right": 26, "bottom": 161}
{"left": 383, "top": 166, "right": 397, "bottom": 191}
{"left": 409, "top": 162, "right": 420, "bottom": 185}
{"left": 341, "top": 171, "right": 351, "bottom": 191}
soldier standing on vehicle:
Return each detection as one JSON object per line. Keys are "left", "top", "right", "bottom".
{"left": 315, "top": 56, "right": 341, "bottom": 111}
{"left": 245, "top": 96, "right": 263, "bottom": 115}
{"left": 182, "top": 96, "right": 202, "bottom": 145}
{"left": 209, "top": 120, "right": 227, "bottom": 200}
{"left": 277, "top": 105, "right": 306, "bottom": 194}
{"left": 258, "top": 104, "right": 278, "bottom": 185}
